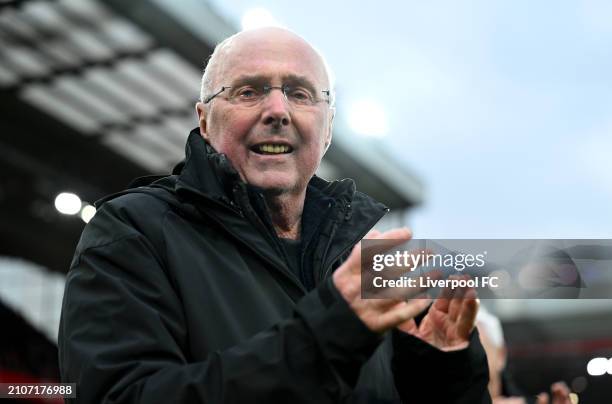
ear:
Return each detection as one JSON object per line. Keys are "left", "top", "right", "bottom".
{"left": 324, "top": 107, "right": 335, "bottom": 153}
{"left": 195, "top": 102, "right": 209, "bottom": 141}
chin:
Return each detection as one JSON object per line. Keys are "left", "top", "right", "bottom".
{"left": 251, "top": 179, "right": 300, "bottom": 196}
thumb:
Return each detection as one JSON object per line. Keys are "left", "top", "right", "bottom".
{"left": 396, "top": 318, "right": 419, "bottom": 335}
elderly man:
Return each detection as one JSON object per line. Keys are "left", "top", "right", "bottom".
{"left": 477, "top": 308, "right": 572, "bottom": 404}
{"left": 59, "top": 27, "right": 490, "bottom": 403}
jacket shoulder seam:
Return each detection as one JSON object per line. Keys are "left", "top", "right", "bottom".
{"left": 73, "top": 232, "right": 164, "bottom": 270}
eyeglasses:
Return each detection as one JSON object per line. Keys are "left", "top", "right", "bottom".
{"left": 203, "top": 84, "right": 332, "bottom": 108}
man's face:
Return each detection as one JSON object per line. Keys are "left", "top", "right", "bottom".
{"left": 196, "top": 29, "right": 333, "bottom": 196}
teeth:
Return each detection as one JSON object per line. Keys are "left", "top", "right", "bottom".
{"left": 258, "top": 144, "right": 290, "bottom": 154}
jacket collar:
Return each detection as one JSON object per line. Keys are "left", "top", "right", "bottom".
{"left": 173, "top": 128, "right": 242, "bottom": 204}
{"left": 96, "top": 128, "right": 389, "bottom": 296}
{"left": 173, "top": 128, "right": 374, "bottom": 213}
{"left": 171, "top": 128, "right": 389, "bottom": 292}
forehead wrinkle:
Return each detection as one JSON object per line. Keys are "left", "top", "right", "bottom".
{"left": 230, "top": 74, "right": 268, "bottom": 87}
{"left": 228, "top": 33, "right": 326, "bottom": 80}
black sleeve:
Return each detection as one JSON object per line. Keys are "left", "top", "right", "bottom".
{"left": 391, "top": 328, "right": 491, "bottom": 404}
{"left": 59, "top": 221, "right": 382, "bottom": 404}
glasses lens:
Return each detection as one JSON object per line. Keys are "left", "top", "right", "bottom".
{"left": 228, "top": 86, "right": 263, "bottom": 105}
{"left": 224, "top": 84, "right": 323, "bottom": 107}
{"left": 283, "top": 85, "right": 316, "bottom": 106}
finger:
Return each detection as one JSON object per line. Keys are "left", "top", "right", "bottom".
{"left": 367, "top": 296, "right": 405, "bottom": 311}
{"left": 404, "top": 248, "right": 435, "bottom": 271}
{"left": 380, "top": 227, "right": 412, "bottom": 240}
{"left": 361, "top": 228, "right": 412, "bottom": 260}
{"left": 427, "top": 303, "right": 448, "bottom": 330}
{"left": 342, "top": 242, "right": 362, "bottom": 274}
{"left": 367, "top": 228, "right": 412, "bottom": 244}
{"left": 448, "top": 276, "right": 467, "bottom": 322}
{"left": 361, "top": 228, "right": 418, "bottom": 296}
{"left": 364, "top": 229, "right": 382, "bottom": 239}
{"left": 368, "top": 268, "right": 443, "bottom": 301}
{"left": 396, "top": 318, "right": 419, "bottom": 335}
{"left": 402, "top": 269, "right": 443, "bottom": 300}
{"left": 377, "top": 297, "right": 432, "bottom": 330}
{"left": 432, "top": 281, "right": 455, "bottom": 314}
{"left": 457, "top": 288, "right": 479, "bottom": 338}
{"left": 351, "top": 230, "right": 413, "bottom": 274}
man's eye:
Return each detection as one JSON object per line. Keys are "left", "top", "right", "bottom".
{"left": 236, "top": 87, "right": 260, "bottom": 99}
{"left": 289, "top": 89, "right": 312, "bottom": 101}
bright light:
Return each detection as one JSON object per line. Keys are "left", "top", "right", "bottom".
{"left": 54, "top": 192, "right": 82, "bottom": 215}
{"left": 586, "top": 357, "right": 608, "bottom": 376}
{"left": 607, "top": 358, "right": 612, "bottom": 375}
{"left": 241, "top": 8, "right": 281, "bottom": 31}
{"left": 347, "top": 99, "right": 388, "bottom": 137}
{"left": 80, "top": 204, "right": 96, "bottom": 223}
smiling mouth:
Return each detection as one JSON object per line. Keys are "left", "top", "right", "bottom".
{"left": 250, "top": 144, "right": 293, "bottom": 155}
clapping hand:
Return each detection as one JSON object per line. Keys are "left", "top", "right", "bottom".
{"left": 397, "top": 274, "right": 480, "bottom": 351}
{"left": 535, "top": 382, "right": 572, "bottom": 404}
{"left": 333, "top": 228, "right": 433, "bottom": 333}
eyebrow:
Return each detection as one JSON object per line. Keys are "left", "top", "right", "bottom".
{"left": 229, "top": 74, "right": 319, "bottom": 93}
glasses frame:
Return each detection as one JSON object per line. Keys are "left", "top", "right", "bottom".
{"left": 203, "top": 84, "right": 332, "bottom": 106}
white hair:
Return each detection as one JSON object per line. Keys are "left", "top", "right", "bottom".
{"left": 199, "top": 29, "right": 336, "bottom": 107}
{"left": 476, "top": 306, "right": 505, "bottom": 348}
{"left": 199, "top": 33, "right": 237, "bottom": 103}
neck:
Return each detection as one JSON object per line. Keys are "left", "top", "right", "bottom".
{"left": 264, "top": 190, "right": 305, "bottom": 240}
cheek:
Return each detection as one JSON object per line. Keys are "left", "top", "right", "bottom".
{"left": 208, "top": 110, "right": 253, "bottom": 154}
{"left": 297, "top": 116, "right": 329, "bottom": 158}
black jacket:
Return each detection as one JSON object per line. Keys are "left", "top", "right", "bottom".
{"left": 59, "top": 129, "right": 490, "bottom": 403}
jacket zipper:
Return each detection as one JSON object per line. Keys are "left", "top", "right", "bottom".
{"left": 179, "top": 182, "right": 307, "bottom": 295}
{"left": 319, "top": 207, "right": 389, "bottom": 282}
{"left": 232, "top": 184, "right": 308, "bottom": 294}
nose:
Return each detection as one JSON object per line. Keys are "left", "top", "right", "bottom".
{"left": 261, "top": 88, "right": 291, "bottom": 128}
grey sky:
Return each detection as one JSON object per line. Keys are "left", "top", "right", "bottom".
{"left": 208, "top": 0, "right": 612, "bottom": 238}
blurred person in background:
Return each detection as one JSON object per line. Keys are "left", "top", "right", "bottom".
{"left": 59, "top": 27, "right": 490, "bottom": 403}
{"left": 477, "top": 307, "right": 572, "bottom": 404}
